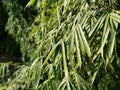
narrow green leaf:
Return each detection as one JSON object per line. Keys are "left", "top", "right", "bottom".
{"left": 74, "top": 72, "right": 91, "bottom": 90}
{"left": 24, "top": 0, "right": 38, "bottom": 10}
{"left": 98, "top": 15, "right": 109, "bottom": 53}
{"left": 67, "top": 80, "right": 71, "bottom": 90}
{"left": 91, "top": 70, "right": 98, "bottom": 85}
{"left": 76, "top": 25, "right": 86, "bottom": 55}
{"left": 74, "top": 30, "right": 82, "bottom": 68}
{"left": 70, "top": 32, "right": 75, "bottom": 67}
{"left": 105, "top": 18, "right": 116, "bottom": 65}
{"left": 57, "top": 78, "right": 66, "bottom": 90}
{"left": 77, "top": 24, "right": 92, "bottom": 58}
{"left": 110, "top": 13, "right": 120, "bottom": 23}
{"left": 108, "top": 18, "right": 116, "bottom": 58}
{"left": 81, "top": 10, "right": 91, "bottom": 26}
{"left": 90, "top": 18, "right": 94, "bottom": 30}
{"left": 29, "top": 26, "right": 39, "bottom": 38}
{"left": 61, "top": 83, "right": 67, "bottom": 90}
{"left": 62, "top": 41, "right": 68, "bottom": 78}
{"left": 33, "top": 59, "right": 43, "bottom": 89}
{"left": 42, "top": 40, "right": 62, "bottom": 67}
{"left": 89, "top": 14, "right": 106, "bottom": 38}
{"left": 30, "top": 57, "right": 40, "bottom": 69}
{"left": 48, "top": 65, "right": 54, "bottom": 79}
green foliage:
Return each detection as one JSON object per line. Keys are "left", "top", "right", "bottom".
{"left": 0, "top": 0, "right": 120, "bottom": 90}
{"left": 0, "top": 63, "right": 9, "bottom": 79}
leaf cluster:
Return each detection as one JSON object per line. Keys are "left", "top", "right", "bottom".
{"left": 0, "top": 0, "right": 120, "bottom": 90}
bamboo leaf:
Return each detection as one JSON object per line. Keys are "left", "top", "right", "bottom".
{"left": 74, "top": 30, "right": 82, "bottom": 68}
{"left": 42, "top": 40, "right": 62, "bottom": 67}
{"left": 57, "top": 78, "right": 66, "bottom": 90}
{"left": 74, "top": 72, "right": 91, "bottom": 90}
{"left": 30, "top": 57, "right": 40, "bottom": 69}
{"left": 105, "top": 17, "right": 116, "bottom": 65}
{"left": 77, "top": 24, "right": 92, "bottom": 58}
{"left": 91, "top": 70, "right": 98, "bottom": 85}
{"left": 107, "top": 18, "right": 116, "bottom": 58}
{"left": 67, "top": 80, "right": 71, "bottom": 90}
{"left": 110, "top": 13, "right": 120, "bottom": 23}
{"left": 81, "top": 10, "right": 92, "bottom": 27}
{"left": 33, "top": 59, "right": 43, "bottom": 89}
{"left": 76, "top": 25, "right": 86, "bottom": 55}
{"left": 89, "top": 14, "right": 106, "bottom": 38}
{"left": 24, "top": 0, "right": 38, "bottom": 10}
{"left": 98, "top": 15, "right": 109, "bottom": 54}
{"left": 70, "top": 32, "right": 75, "bottom": 67}
{"left": 61, "top": 40, "right": 68, "bottom": 78}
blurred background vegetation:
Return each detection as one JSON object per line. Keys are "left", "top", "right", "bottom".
{"left": 0, "top": 0, "right": 120, "bottom": 90}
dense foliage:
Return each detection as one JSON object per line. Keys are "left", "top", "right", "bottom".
{"left": 0, "top": 0, "right": 120, "bottom": 89}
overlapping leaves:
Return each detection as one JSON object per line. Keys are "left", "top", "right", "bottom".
{"left": 1, "top": 0, "right": 120, "bottom": 89}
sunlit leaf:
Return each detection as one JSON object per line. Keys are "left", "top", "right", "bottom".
{"left": 77, "top": 24, "right": 92, "bottom": 58}
{"left": 74, "top": 30, "right": 82, "bottom": 68}
{"left": 110, "top": 13, "right": 120, "bottom": 23}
